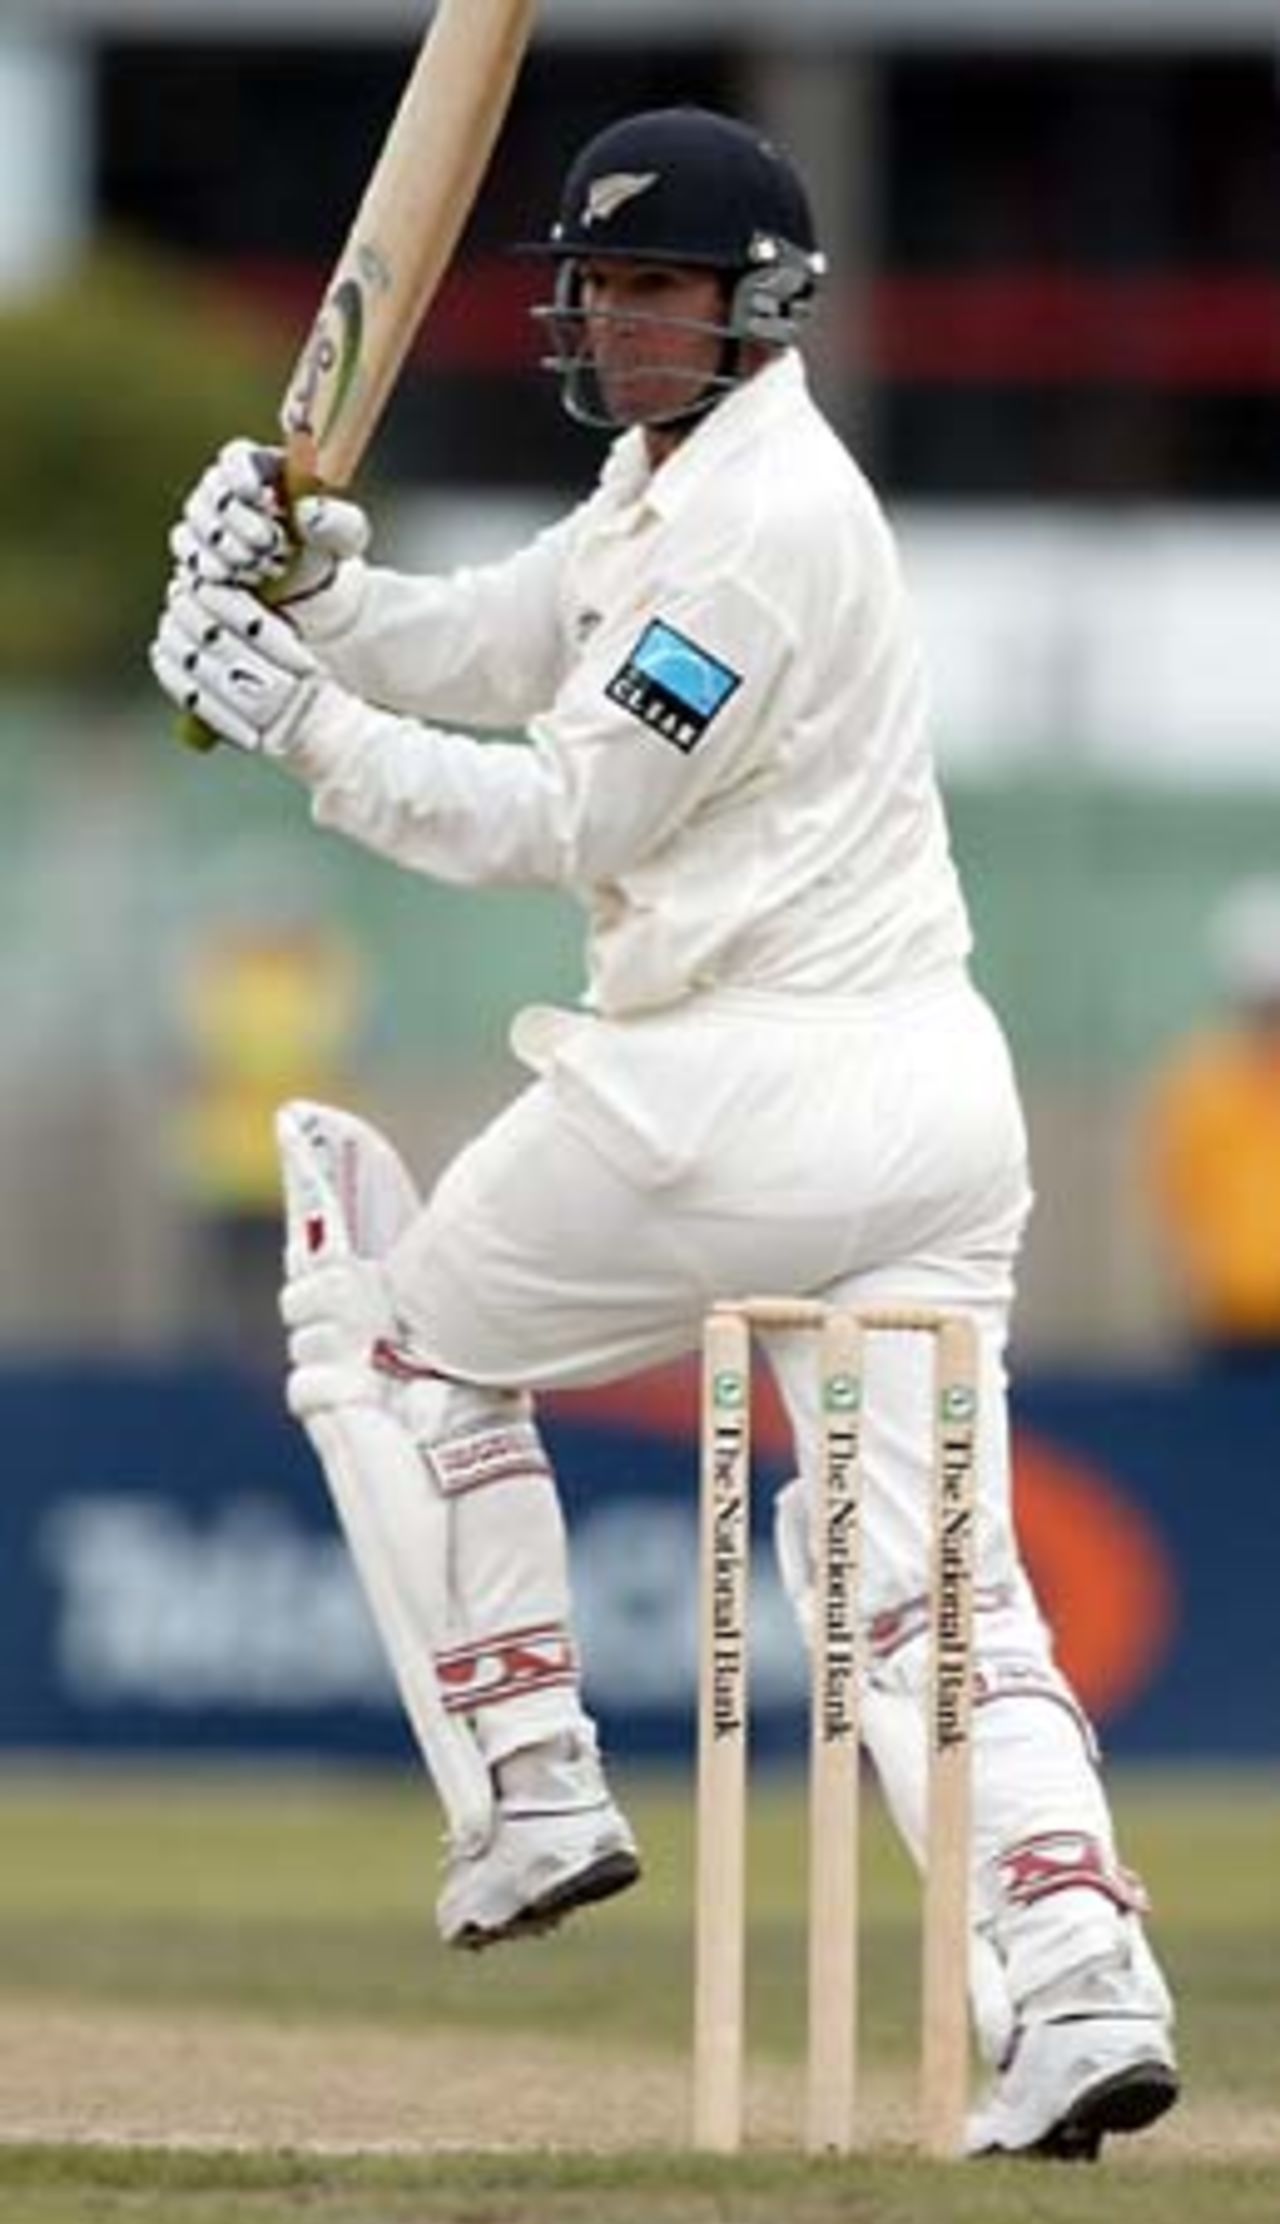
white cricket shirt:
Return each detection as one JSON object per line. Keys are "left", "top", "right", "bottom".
{"left": 287, "top": 351, "right": 972, "bottom": 1015}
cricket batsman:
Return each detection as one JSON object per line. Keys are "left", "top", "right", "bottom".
{"left": 151, "top": 108, "right": 1178, "bottom": 2159}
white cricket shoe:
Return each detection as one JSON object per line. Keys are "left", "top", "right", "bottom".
{"left": 437, "top": 1733, "right": 640, "bottom": 1950}
{"left": 967, "top": 2014, "right": 1179, "bottom": 2161}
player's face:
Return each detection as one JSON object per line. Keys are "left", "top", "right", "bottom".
{"left": 578, "top": 261, "right": 727, "bottom": 427}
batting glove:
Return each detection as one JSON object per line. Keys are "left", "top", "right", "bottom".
{"left": 169, "top": 438, "right": 370, "bottom": 604}
{"left": 150, "top": 578, "right": 332, "bottom": 757}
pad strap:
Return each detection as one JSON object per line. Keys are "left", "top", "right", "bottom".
{"left": 426, "top": 1421, "right": 553, "bottom": 1498}
{"left": 437, "top": 1622, "right": 579, "bottom": 1715}
{"left": 996, "top": 1830, "right": 1150, "bottom": 1917}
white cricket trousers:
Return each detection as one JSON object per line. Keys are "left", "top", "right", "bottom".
{"left": 383, "top": 968, "right": 1162, "bottom": 2046}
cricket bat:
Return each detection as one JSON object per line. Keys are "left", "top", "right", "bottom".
{"left": 182, "top": 0, "right": 535, "bottom": 749}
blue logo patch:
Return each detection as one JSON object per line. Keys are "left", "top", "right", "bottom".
{"left": 606, "top": 619, "right": 742, "bottom": 753}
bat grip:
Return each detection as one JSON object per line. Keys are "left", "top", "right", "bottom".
{"left": 177, "top": 707, "right": 222, "bottom": 756}
{"left": 175, "top": 439, "right": 321, "bottom": 757}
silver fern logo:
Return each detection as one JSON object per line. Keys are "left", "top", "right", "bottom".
{"left": 583, "top": 171, "right": 659, "bottom": 227}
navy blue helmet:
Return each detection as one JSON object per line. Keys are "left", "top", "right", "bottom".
{"left": 542, "top": 108, "right": 820, "bottom": 272}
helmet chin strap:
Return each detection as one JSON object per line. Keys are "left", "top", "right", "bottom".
{"left": 682, "top": 332, "right": 747, "bottom": 426}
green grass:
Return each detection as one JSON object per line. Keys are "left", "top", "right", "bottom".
{"left": 1, "top": 2148, "right": 1279, "bottom": 2224}
{"left": 0, "top": 1766, "right": 1276, "bottom": 2221}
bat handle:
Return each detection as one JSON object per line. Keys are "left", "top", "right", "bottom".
{"left": 177, "top": 708, "right": 221, "bottom": 755}
{"left": 173, "top": 434, "right": 322, "bottom": 757}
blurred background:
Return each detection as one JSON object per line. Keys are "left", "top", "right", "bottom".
{"left": 1, "top": 0, "right": 1278, "bottom": 1772}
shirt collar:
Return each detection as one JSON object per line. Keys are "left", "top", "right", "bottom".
{"left": 598, "top": 351, "right": 810, "bottom": 522}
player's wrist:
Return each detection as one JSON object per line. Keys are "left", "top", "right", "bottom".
{"left": 268, "top": 671, "right": 366, "bottom": 777}
{"left": 281, "top": 536, "right": 369, "bottom": 642}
